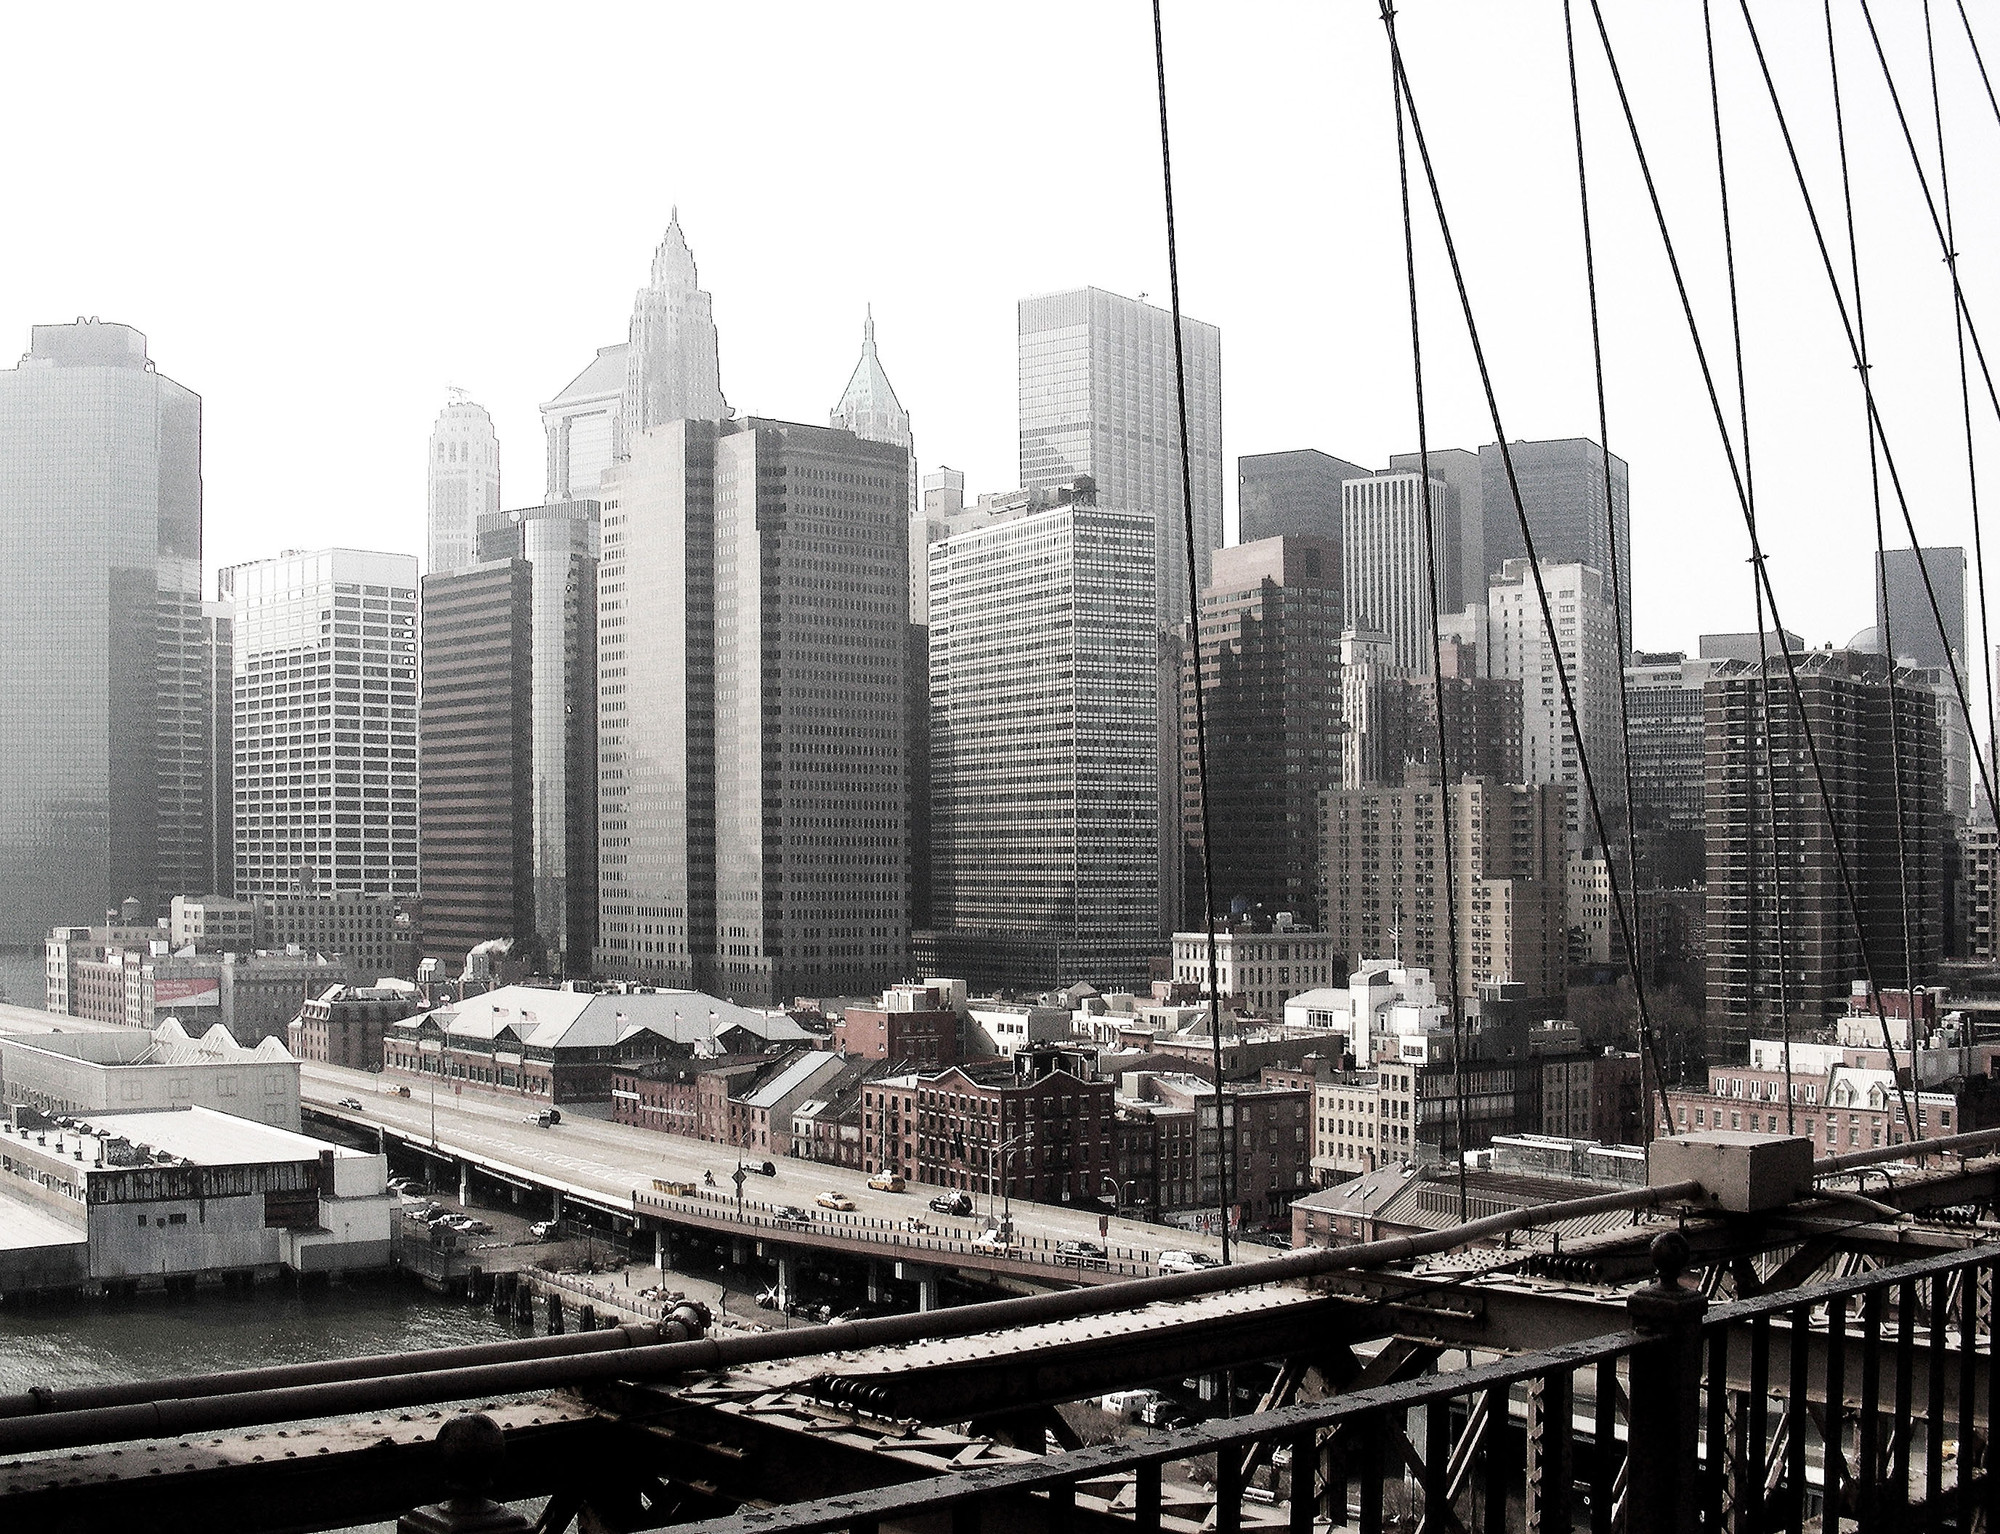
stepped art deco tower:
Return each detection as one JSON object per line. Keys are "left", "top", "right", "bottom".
{"left": 541, "top": 210, "right": 730, "bottom": 501}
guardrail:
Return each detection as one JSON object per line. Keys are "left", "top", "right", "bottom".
{"left": 633, "top": 1188, "right": 1158, "bottom": 1278}
{"left": 660, "top": 1238, "right": 2000, "bottom": 1534}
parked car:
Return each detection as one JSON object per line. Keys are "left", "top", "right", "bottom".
{"left": 929, "top": 1192, "right": 973, "bottom": 1217}
{"left": 866, "top": 1172, "right": 905, "bottom": 1193}
{"left": 386, "top": 1177, "right": 419, "bottom": 1196}
{"left": 1158, "top": 1249, "right": 1220, "bottom": 1274}
{"left": 336, "top": 1097, "right": 363, "bottom": 1111}
{"left": 529, "top": 1219, "right": 560, "bottom": 1242}
{"left": 816, "top": 1190, "right": 856, "bottom": 1212}
{"left": 774, "top": 1205, "right": 812, "bottom": 1224}
{"left": 1055, "top": 1240, "right": 1109, "bottom": 1268}
{"left": 1140, "top": 1397, "right": 1192, "bottom": 1429}
{"left": 402, "top": 1202, "right": 441, "bottom": 1223}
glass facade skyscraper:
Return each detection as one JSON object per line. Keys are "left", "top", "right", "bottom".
{"left": 923, "top": 484, "right": 1160, "bottom": 990}
{"left": 474, "top": 500, "right": 600, "bottom": 973}
{"left": 1478, "top": 437, "right": 1631, "bottom": 656}
{"left": 0, "top": 320, "right": 206, "bottom": 943}
{"left": 218, "top": 549, "right": 419, "bottom": 901}
{"left": 596, "top": 419, "right": 909, "bottom": 1004}
{"left": 1018, "top": 288, "right": 1221, "bottom": 629}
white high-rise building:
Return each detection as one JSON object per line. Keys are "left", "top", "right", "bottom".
{"left": 540, "top": 211, "right": 729, "bottom": 502}
{"left": 425, "top": 391, "right": 500, "bottom": 576}
{"left": 218, "top": 549, "right": 419, "bottom": 900}
{"left": 1486, "top": 558, "right": 1625, "bottom": 839}
{"left": 1018, "top": 287, "right": 1221, "bottom": 630}
{"left": 923, "top": 480, "right": 1160, "bottom": 990}
{"left": 1341, "top": 469, "right": 1461, "bottom": 674}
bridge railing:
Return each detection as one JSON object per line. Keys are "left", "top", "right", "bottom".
{"left": 634, "top": 1189, "right": 1160, "bottom": 1277}
{"left": 660, "top": 1240, "right": 2000, "bottom": 1534}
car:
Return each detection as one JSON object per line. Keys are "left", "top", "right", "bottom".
{"left": 1158, "top": 1249, "right": 1220, "bottom": 1274}
{"left": 526, "top": 1109, "right": 561, "bottom": 1128}
{"left": 816, "top": 1190, "right": 856, "bottom": 1212}
{"left": 336, "top": 1097, "right": 364, "bottom": 1111}
{"left": 1055, "top": 1240, "right": 1109, "bottom": 1268}
{"left": 748, "top": 1160, "right": 777, "bottom": 1176}
{"left": 929, "top": 1192, "right": 973, "bottom": 1217}
{"left": 386, "top": 1177, "right": 419, "bottom": 1196}
{"left": 529, "top": 1219, "right": 560, "bottom": 1241}
{"left": 866, "top": 1172, "right": 905, "bottom": 1193}
{"left": 970, "top": 1229, "right": 1018, "bottom": 1251}
{"left": 774, "top": 1205, "right": 812, "bottom": 1224}
{"left": 396, "top": 1086, "right": 412, "bottom": 1097}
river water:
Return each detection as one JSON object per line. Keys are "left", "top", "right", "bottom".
{"left": 0, "top": 1277, "right": 515, "bottom": 1392}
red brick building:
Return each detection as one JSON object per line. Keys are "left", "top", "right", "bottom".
{"left": 861, "top": 1045, "right": 1115, "bottom": 1207}
{"left": 835, "top": 983, "right": 960, "bottom": 1067}
{"left": 289, "top": 984, "right": 423, "bottom": 1071}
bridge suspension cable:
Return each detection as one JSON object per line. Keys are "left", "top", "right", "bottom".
{"left": 1582, "top": 0, "right": 1921, "bottom": 1144}
{"left": 1377, "top": 2, "right": 1677, "bottom": 1138}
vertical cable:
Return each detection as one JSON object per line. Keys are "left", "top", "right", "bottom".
{"left": 1151, "top": 0, "right": 1230, "bottom": 1265}
{"left": 1827, "top": 0, "right": 1924, "bottom": 1034}
{"left": 1703, "top": 0, "right": 1795, "bottom": 1128}
{"left": 1385, "top": 0, "right": 1470, "bottom": 1218}
{"left": 1563, "top": 0, "right": 1657, "bottom": 1127}
{"left": 1927, "top": 0, "right": 1997, "bottom": 813}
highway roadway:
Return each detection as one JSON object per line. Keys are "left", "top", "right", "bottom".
{"left": 297, "top": 1060, "right": 1233, "bottom": 1263}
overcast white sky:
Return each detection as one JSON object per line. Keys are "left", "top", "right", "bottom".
{"left": 8, "top": 1, "right": 2000, "bottom": 668}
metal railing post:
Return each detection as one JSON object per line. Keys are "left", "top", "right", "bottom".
{"left": 396, "top": 1413, "right": 531, "bottom": 1534}
{"left": 1627, "top": 1233, "right": 1707, "bottom": 1534}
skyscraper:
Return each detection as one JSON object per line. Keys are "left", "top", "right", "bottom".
{"left": 475, "top": 501, "right": 600, "bottom": 973}
{"left": 831, "top": 308, "right": 915, "bottom": 514}
{"left": 1237, "top": 449, "right": 1372, "bottom": 558}
{"left": 1876, "top": 546, "right": 1966, "bottom": 672}
{"left": 595, "top": 419, "right": 909, "bottom": 1003}
{"left": 1486, "top": 559, "right": 1626, "bottom": 840}
{"left": 1341, "top": 634, "right": 1523, "bottom": 791}
{"left": 1018, "top": 288, "right": 1221, "bottom": 629}
{"left": 1704, "top": 649, "right": 1944, "bottom": 1062}
{"left": 1181, "top": 536, "right": 1341, "bottom": 926}
{"left": 1342, "top": 468, "right": 1462, "bottom": 671}
{"left": 922, "top": 480, "right": 1159, "bottom": 990}
{"left": 1623, "top": 651, "right": 1715, "bottom": 886}
{"left": 219, "top": 549, "right": 419, "bottom": 901}
{"left": 418, "top": 559, "right": 533, "bottom": 974}
{"left": 541, "top": 212, "right": 728, "bottom": 502}
{"left": 425, "top": 391, "right": 501, "bottom": 576}
{"left": 0, "top": 319, "right": 206, "bottom": 943}
{"left": 1478, "top": 438, "right": 1631, "bottom": 656}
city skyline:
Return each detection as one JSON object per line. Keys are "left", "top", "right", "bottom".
{"left": 5, "top": 4, "right": 1995, "bottom": 666}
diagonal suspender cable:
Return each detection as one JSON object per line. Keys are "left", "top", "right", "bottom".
{"left": 1957, "top": 0, "right": 2000, "bottom": 139}
{"left": 1825, "top": 0, "right": 1925, "bottom": 1023}
{"left": 1383, "top": 1, "right": 1471, "bottom": 1218}
{"left": 1701, "top": 0, "right": 1796, "bottom": 1127}
{"left": 1150, "top": 0, "right": 1230, "bottom": 1266}
{"left": 1562, "top": 0, "right": 1658, "bottom": 1121}
{"left": 1845, "top": 0, "right": 2000, "bottom": 828}
{"left": 1927, "top": 0, "right": 1998, "bottom": 812}
{"left": 1584, "top": 0, "right": 1918, "bottom": 1145}
{"left": 1378, "top": 3, "right": 1676, "bottom": 1138}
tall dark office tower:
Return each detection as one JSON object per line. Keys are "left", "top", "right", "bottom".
{"left": 1237, "top": 450, "right": 1372, "bottom": 560}
{"left": 596, "top": 419, "right": 909, "bottom": 1003}
{"left": 1181, "top": 537, "right": 1341, "bottom": 927}
{"left": 1624, "top": 651, "right": 1713, "bottom": 886}
{"left": 1478, "top": 438, "right": 1631, "bottom": 656}
{"left": 908, "top": 623, "right": 932, "bottom": 930}
{"left": 418, "top": 561, "right": 534, "bottom": 974}
{"left": 0, "top": 320, "right": 204, "bottom": 943}
{"left": 475, "top": 501, "right": 601, "bottom": 974}
{"left": 1876, "top": 546, "right": 1966, "bottom": 672}
{"left": 1019, "top": 288, "right": 1221, "bottom": 629}
{"left": 1704, "top": 650, "right": 1944, "bottom": 1064}
{"left": 922, "top": 481, "right": 1159, "bottom": 991}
